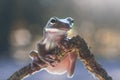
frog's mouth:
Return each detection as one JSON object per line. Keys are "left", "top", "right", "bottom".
{"left": 45, "top": 27, "right": 71, "bottom": 33}
{"left": 58, "top": 27, "right": 71, "bottom": 31}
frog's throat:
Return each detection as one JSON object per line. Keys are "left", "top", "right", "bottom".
{"left": 44, "top": 38, "right": 57, "bottom": 50}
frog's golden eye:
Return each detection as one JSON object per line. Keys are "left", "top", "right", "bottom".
{"left": 50, "top": 18, "right": 57, "bottom": 24}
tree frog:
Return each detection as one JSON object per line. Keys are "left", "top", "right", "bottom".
{"left": 29, "top": 17, "right": 77, "bottom": 78}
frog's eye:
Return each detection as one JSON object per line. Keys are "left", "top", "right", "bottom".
{"left": 71, "top": 20, "right": 74, "bottom": 23}
{"left": 67, "top": 17, "right": 74, "bottom": 24}
{"left": 50, "top": 18, "right": 57, "bottom": 24}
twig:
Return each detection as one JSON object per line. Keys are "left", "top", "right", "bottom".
{"left": 8, "top": 35, "right": 112, "bottom": 80}
{"left": 8, "top": 62, "right": 47, "bottom": 80}
{"left": 70, "top": 35, "right": 112, "bottom": 80}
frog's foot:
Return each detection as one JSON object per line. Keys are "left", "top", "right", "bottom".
{"left": 42, "top": 55, "right": 60, "bottom": 67}
{"left": 45, "top": 54, "right": 58, "bottom": 61}
{"left": 29, "top": 58, "right": 47, "bottom": 75}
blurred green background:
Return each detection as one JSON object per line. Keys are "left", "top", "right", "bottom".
{"left": 0, "top": 0, "right": 120, "bottom": 80}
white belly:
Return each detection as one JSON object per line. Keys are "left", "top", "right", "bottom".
{"left": 45, "top": 55, "right": 70, "bottom": 75}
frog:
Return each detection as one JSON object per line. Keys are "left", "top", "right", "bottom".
{"left": 29, "top": 17, "right": 77, "bottom": 78}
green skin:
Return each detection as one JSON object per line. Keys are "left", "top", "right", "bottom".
{"left": 29, "top": 17, "right": 77, "bottom": 78}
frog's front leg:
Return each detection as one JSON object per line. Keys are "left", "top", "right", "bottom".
{"left": 29, "top": 50, "right": 46, "bottom": 74}
{"left": 37, "top": 43, "right": 59, "bottom": 67}
{"left": 41, "top": 54, "right": 58, "bottom": 66}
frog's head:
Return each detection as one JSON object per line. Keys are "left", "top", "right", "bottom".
{"left": 45, "top": 17, "right": 74, "bottom": 33}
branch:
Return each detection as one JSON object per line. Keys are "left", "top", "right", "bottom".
{"left": 8, "top": 35, "right": 112, "bottom": 80}
{"left": 8, "top": 61, "right": 47, "bottom": 80}
{"left": 70, "top": 35, "right": 112, "bottom": 80}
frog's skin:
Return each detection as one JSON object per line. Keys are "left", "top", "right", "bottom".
{"left": 29, "top": 17, "right": 77, "bottom": 78}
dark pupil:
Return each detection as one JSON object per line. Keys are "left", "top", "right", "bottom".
{"left": 50, "top": 19, "right": 56, "bottom": 23}
{"left": 71, "top": 20, "right": 74, "bottom": 23}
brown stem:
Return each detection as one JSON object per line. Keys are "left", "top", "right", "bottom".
{"left": 8, "top": 62, "right": 47, "bottom": 80}
{"left": 71, "top": 35, "right": 112, "bottom": 80}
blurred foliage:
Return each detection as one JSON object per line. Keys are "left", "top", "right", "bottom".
{"left": 0, "top": 0, "right": 120, "bottom": 60}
